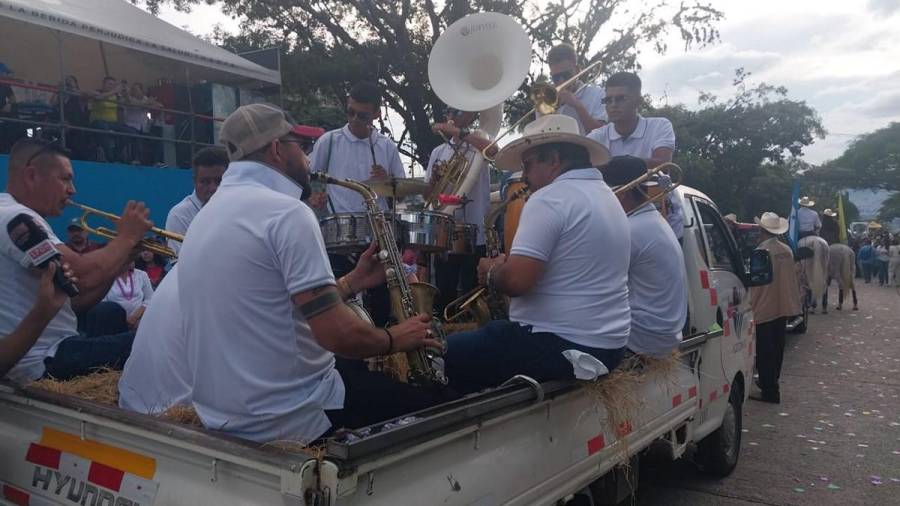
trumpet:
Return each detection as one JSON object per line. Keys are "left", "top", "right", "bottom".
{"left": 482, "top": 60, "right": 604, "bottom": 160}
{"left": 613, "top": 162, "right": 684, "bottom": 216}
{"left": 68, "top": 201, "right": 183, "bottom": 258}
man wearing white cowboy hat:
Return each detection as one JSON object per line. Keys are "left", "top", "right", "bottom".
{"left": 820, "top": 208, "right": 840, "bottom": 245}
{"left": 796, "top": 196, "right": 821, "bottom": 239}
{"left": 750, "top": 212, "right": 801, "bottom": 404}
{"left": 443, "top": 114, "right": 631, "bottom": 394}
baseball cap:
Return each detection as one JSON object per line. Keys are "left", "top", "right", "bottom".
{"left": 292, "top": 125, "right": 325, "bottom": 139}
{"left": 67, "top": 218, "right": 83, "bottom": 230}
{"left": 219, "top": 103, "right": 296, "bottom": 161}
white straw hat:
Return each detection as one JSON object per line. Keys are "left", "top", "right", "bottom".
{"left": 494, "top": 114, "right": 610, "bottom": 171}
{"left": 798, "top": 196, "right": 815, "bottom": 208}
{"left": 755, "top": 212, "right": 789, "bottom": 235}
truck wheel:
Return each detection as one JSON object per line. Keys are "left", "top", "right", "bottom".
{"left": 696, "top": 384, "right": 742, "bottom": 477}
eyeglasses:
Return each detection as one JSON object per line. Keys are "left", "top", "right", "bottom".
{"left": 25, "top": 138, "right": 69, "bottom": 167}
{"left": 346, "top": 107, "right": 374, "bottom": 121}
{"left": 551, "top": 70, "right": 574, "bottom": 84}
{"left": 601, "top": 94, "right": 630, "bottom": 105}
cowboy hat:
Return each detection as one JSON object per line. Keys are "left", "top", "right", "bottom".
{"left": 494, "top": 114, "right": 610, "bottom": 172}
{"left": 798, "top": 196, "right": 815, "bottom": 208}
{"left": 723, "top": 213, "right": 738, "bottom": 223}
{"left": 755, "top": 212, "right": 789, "bottom": 235}
{"left": 823, "top": 208, "right": 838, "bottom": 217}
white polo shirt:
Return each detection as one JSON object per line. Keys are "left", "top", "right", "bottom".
{"left": 797, "top": 207, "right": 821, "bottom": 233}
{"left": 425, "top": 135, "right": 491, "bottom": 245}
{"left": 164, "top": 191, "right": 202, "bottom": 255}
{"left": 509, "top": 168, "right": 631, "bottom": 348}
{"left": 537, "top": 82, "right": 607, "bottom": 135}
{"left": 587, "top": 116, "right": 682, "bottom": 238}
{"left": 178, "top": 161, "right": 342, "bottom": 443}
{"left": 626, "top": 204, "right": 687, "bottom": 357}
{"left": 309, "top": 125, "right": 407, "bottom": 213}
{"left": 102, "top": 268, "right": 153, "bottom": 316}
{"left": 0, "top": 193, "right": 78, "bottom": 383}
{"left": 118, "top": 266, "right": 189, "bottom": 414}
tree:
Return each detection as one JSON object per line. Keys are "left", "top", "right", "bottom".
{"left": 650, "top": 69, "right": 825, "bottom": 220}
{"left": 878, "top": 192, "right": 900, "bottom": 222}
{"left": 138, "top": 0, "right": 723, "bottom": 167}
{"left": 807, "top": 122, "right": 900, "bottom": 192}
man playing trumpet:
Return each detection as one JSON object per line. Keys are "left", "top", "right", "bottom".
{"left": 539, "top": 43, "right": 608, "bottom": 135}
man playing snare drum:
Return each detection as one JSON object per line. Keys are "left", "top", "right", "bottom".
{"left": 443, "top": 114, "right": 631, "bottom": 394}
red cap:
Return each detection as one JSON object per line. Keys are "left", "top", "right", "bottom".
{"left": 292, "top": 125, "right": 325, "bottom": 139}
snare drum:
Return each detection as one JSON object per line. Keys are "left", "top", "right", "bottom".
{"left": 503, "top": 172, "right": 527, "bottom": 254}
{"left": 395, "top": 210, "right": 454, "bottom": 252}
{"left": 319, "top": 212, "right": 397, "bottom": 254}
{"left": 449, "top": 223, "right": 477, "bottom": 255}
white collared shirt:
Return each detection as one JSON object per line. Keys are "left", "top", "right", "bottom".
{"left": 425, "top": 135, "right": 491, "bottom": 245}
{"left": 626, "top": 204, "right": 686, "bottom": 357}
{"left": 537, "top": 82, "right": 607, "bottom": 135}
{"left": 164, "top": 191, "right": 203, "bottom": 255}
{"left": 0, "top": 193, "right": 78, "bottom": 383}
{"left": 119, "top": 266, "right": 189, "bottom": 414}
{"left": 102, "top": 269, "right": 153, "bottom": 316}
{"left": 308, "top": 125, "right": 407, "bottom": 213}
{"left": 178, "top": 161, "right": 343, "bottom": 443}
{"left": 509, "top": 168, "right": 631, "bottom": 348}
{"left": 797, "top": 207, "right": 821, "bottom": 233}
{"left": 587, "top": 116, "right": 683, "bottom": 238}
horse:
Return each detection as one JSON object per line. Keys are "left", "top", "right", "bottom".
{"left": 798, "top": 235, "right": 830, "bottom": 313}
{"left": 824, "top": 243, "right": 858, "bottom": 311}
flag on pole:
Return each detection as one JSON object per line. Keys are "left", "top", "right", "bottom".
{"left": 837, "top": 191, "right": 848, "bottom": 244}
{"left": 787, "top": 180, "right": 801, "bottom": 252}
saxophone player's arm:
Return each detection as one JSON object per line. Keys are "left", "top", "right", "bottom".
{"left": 293, "top": 287, "right": 440, "bottom": 358}
{"left": 478, "top": 254, "right": 546, "bottom": 298}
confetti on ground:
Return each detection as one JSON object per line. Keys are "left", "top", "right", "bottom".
{"left": 762, "top": 423, "right": 774, "bottom": 428}
{"left": 779, "top": 412, "right": 789, "bottom": 417}
{"left": 828, "top": 484, "right": 841, "bottom": 490}
{"left": 794, "top": 487, "right": 806, "bottom": 493}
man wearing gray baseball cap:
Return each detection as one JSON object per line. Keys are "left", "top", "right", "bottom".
{"left": 171, "top": 103, "right": 444, "bottom": 443}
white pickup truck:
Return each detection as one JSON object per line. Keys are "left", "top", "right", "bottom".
{"left": 0, "top": 185, "right": 772, "bottom": 506}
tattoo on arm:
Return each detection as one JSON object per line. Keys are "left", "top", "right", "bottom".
{"left": 298, "top": 290, "right": 342, "bottom": 319}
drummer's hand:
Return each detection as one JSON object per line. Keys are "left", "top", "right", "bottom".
{"left": 477, "top": 254, "right": 506, "bottom": 286}
{"left": 369, "top": 165, "right": 388, "bottom": 179}
{"left": 348, "top": 241, "right": 387, "bottom": 291}
{"left": 388, "top": 314, "right": 444, "bottom": 353}
{"left": 307, "top": 191, "right": 327, "bottom": 210}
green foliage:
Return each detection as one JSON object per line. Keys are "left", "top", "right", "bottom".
{"left": 136, "top": 0, "right": 723, "bottom": 166}
{"left": 649, "top": 69, "right": 825, "bottom": 221}
{"left": 878, "top": 192, "right": 900, "bottom": 222}
{"left": 813, "top": 122, "right": 900, "bottom": 191}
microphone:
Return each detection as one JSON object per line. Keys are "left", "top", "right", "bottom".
{"left": 7, "top": 213, "right": 79, "bottom": 297}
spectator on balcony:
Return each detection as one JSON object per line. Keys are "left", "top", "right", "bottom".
{"left": 89, "top": 76, "right": 126, "bottom": 162}
{"left": 124, "top": 83, "right": 163, "bottom": 165}
{"left": 0, "top": 63, "right": 22, "bottom": 153}
{"left": 58, "top": 75, "right": 92, "bottom": 160}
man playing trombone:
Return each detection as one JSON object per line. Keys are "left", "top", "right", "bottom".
{"left": 427, "top": 105, "right": 498, "bottom": 311}
{"left": 1, "top": 138, "right": 153, "bottom": 383}
{"left": 443, "top": 114, "right": 630, "bottom": 394}
{"left": 601, "top": 155, "right": 687, "bottom": 358}
{"left": 538, "top": 43, "right": 607, "bottom": 135}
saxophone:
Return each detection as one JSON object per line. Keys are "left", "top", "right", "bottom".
{"left": 443, "top": 186, "right": 530, "bottom": 325}
{"left": 311, "top": 173, "right": 447, "bottom": 386}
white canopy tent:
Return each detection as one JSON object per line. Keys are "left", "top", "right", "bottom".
{"left": 0, "top": 0, "right": 280, "bottom": 92}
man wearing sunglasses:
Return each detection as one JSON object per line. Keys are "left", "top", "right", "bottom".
{"left": 427, "top": 106, "right": 499, "bottom": 311}
{"left": 1, "top": 138, "right": 153, "bottom": 383}
{"left": 307, "top": 82, "right": 406, "bottom": 215}
{"left": 537, "top": 44, "right": 607, "bottom": 135}
{"left": 586, "top": 72, "right": 683, "bottom": 239}
{"left": 165, "top": 146, "right": 229, "bottom": 256}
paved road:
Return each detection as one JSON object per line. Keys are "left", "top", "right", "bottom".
{"left": 636, "top": 282, "right": 900, "bottom": 506}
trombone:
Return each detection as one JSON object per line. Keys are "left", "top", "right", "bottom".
{"left": 613, "top": 162, "right": 684, "bottom": 216}
{"left": 481, "top": 59, "right": 604, "bottom": 161}
{"left": 68, "top": 201, "right": 183, "bottom": 258}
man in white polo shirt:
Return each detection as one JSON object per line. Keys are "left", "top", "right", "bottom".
{"left": 601, "top": 156, "right": 686, "bottom": 358}
{"left": 443, "top": 114, "right": 630, "bottom": 394}
{"left": 179, "top": 103, "right": 443, "bottom": 443}
{"left": 537, "top": 43, "right": 606, "bottom": 135}
{"left": 164, "top": 147, "right": 228, "bottom": 256}
{"left": 306, "top": 81, "right": 406, "bottom": 215}
{"left": 587, "top": 72, "right": 683, "bottom": 239}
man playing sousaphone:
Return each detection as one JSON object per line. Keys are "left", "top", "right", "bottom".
{"left": 600, "top": 155, "right": 687, "bottom": 358}
{"left": 443, "top": 114, "right": 631, "bottom": 394}
{"left": 426, "top": 105, "right": 499, "bottom": 312}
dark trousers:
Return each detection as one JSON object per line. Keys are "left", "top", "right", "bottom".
{"left": 876, "top": 260, "right": 889, "bottom": 285}
{"left": 43, "top": 331, "right": 135, "bottom": 381}
{"left": 755, "top": 317, "right": 787, "bottom": 400}
{"left": 325, "top": 358, "right": 450, "bottom": 432}
{"left": 822, "top": 278, "right": 857, "bottom": 310}
{"left": 862, "top": 263, "right": 873, "bottom": 283}
{"left": 84, "top": 301, "right": 129, "bottom": 337}
{"left": 329, "top": 254, "right": 391, "bottom": 327}
{"left": 434, "top": 246, "right": 485, "bottom": 313}
{"left": 444, "top": 320, "right": 626, "bottom": 395}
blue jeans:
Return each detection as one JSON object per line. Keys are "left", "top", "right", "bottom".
{"left": 44, "top": 302, "right": 135, "bottom": 380}
{"left": 444, "top": 320, "right": 625, "bottom": 395}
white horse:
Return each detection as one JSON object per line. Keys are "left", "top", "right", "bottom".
{"left": 798, "top": 235, "right": 830, "bottom": 313}
{"left": 825, "top": 243, "right": 858, "bottom": 311}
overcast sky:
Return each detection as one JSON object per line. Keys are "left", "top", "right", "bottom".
{"left": 157, "top": 0, "right": 900, "bottom": 165}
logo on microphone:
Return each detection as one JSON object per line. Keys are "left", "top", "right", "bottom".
{"left": 27, "top": 242, "right": 57, "bottom": 266}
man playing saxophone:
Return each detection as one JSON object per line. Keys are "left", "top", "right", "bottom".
{"left": 443, "top": 114, "right": 631, "bottom": 395}
{"left": 426, "top": 105, "right": 498, "bottom": 312}
{"left": 178, "top": 104, "right": 443, "bottom": 443}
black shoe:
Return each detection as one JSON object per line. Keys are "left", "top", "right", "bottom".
{"left": 836, "top": 305, "right": 842, "bottom": 311}
{"left": 853, "top": 306, "right": 859, "bottom": 311}
{"left": 749, "top": 392, "right": 780, "bottom": 404}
